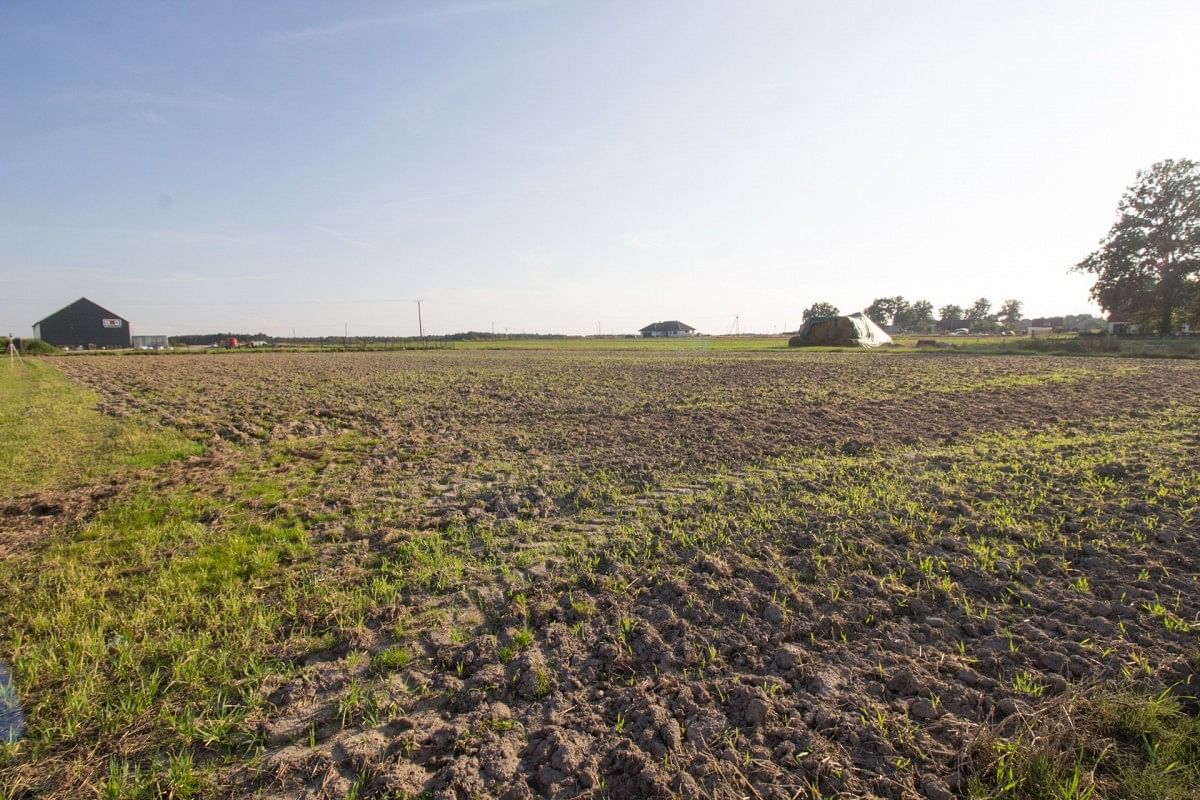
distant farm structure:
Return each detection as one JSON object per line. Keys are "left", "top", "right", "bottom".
{"left": 639, "top": 320, "right": 696, "bottom": 338}
{"left": 33, "top": 297, "right": 131, "bottom": 349}
{"left": 789, "top": 312, "right": 892, "bottom": 348}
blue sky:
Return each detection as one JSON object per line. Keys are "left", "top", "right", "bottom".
{"left": 3, "top": 1, "right": 1199, "bottom": 336}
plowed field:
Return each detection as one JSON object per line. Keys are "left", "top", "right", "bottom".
{"left": 2, "top": 349, "right": 1198, "bottom": 799}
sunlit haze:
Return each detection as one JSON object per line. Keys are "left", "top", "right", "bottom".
{"left": 3, "top": 1, "right": 1199, "bottom": 337}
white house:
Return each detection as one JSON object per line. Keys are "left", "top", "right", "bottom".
{"left": 639, "top": 320, "right": 696, "bottom": 338}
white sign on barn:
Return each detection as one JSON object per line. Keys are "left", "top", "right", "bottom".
{"left": 102, "top": 319, "right": 123, "bottom": 328}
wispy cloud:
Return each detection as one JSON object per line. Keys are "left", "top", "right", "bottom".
{"left": 619, "top": 230, "right": 732, "bottom": 259}
{"left": 135, "top": 109, "right": 168, "bottom": 126}
{"left": 58, "top": 87, "right": 241, "bottom": 113}
{"left": 112, "top": 229, "right": 261, "bottom": 248}
{"left": 35, "top": 225, "right": 276, "bottom": 249}
{"left": 268, "top": 0, "right": 551, "bottom": 44}
{"left": 65, "top": 268, "right": 273, "bottom": 287}
{"left": 313, "top": 226, "right": 374, "bottom": 249}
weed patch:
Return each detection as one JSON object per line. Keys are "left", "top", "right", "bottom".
{"left": 968, "top": 682, "right": 1200, "bottom": 799}
{"left": 0, "top": 489, "right": 319, "bottom": 796}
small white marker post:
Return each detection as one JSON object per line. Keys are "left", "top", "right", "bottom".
{"left": 7, "top": 334, "right": 23, "bottom": 367}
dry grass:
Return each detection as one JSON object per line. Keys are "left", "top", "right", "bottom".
{"left": 966, "top": 675, "right": 1200, "bottom": 799}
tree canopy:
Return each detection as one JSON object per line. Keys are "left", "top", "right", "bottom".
{"left": 998, "top": 299, "right": 1023, "bottom": 326}
{"left": 966, "top": 298, "right": 993, "bottom": 325}
{"left": 801, "top": 302, "right": 840, "bottom": 323}
{"left": 800, "top": 297, "right": 1023, "bottom": 334}
{"left": 863, "top": 297, "right": 935, "bottom": 331}
{"left": 897, "top": 300, "right": 934, "bottom": 331}
{"left": 864, "top": 297, "right": 905, "bottom": 327}
{"left": 1075, "top": 158, "right": 1200, "bottom": 334}
{"left": 938, "top": 304, "right": 964, "bottom": 324}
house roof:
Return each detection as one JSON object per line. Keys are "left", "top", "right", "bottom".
{"left": 35, "top": 297, "right": 126, "bottom": 327}
{"left": 639, "top": 320, "right": 695, "bottom": 333}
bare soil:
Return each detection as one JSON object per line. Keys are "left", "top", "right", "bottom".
{"left": 10, "top": 350, "right": 1200, "bottom": 798}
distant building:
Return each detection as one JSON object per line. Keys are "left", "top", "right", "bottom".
{"left": 132, "top": 335, "right": 170, "bottom": 349}
{"left": 1107, "top": 320, "right": 1140, "bottom": 336}
{"left": 1029, "top": 317, "right": 1066, "bottom": 330}
{"left": 639, "top": 320, "right": 696, "bottom": 338}
{"left": 33, "top": 297, "right": 131, "bottom": 349}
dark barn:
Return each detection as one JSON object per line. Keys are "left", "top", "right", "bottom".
{"left": 33, "top": 297, "right": 131, "bottom": 349}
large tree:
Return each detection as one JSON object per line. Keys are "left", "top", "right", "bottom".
{"left": 1075, "top": 158, "right": 1200, "bottom": 334}
{"left": 865, "top": 296, "right": 907, "bottom": 327}
{"left": 998, "top": 299, "right": 1023, "bottom": 326}
{"left": 896, "top": 299, "right": 935, "bottom": 331}
{"left": 801, "top": 301, "right": 839, "bottom": 322}
{"left": 938, "top": 304, "right": 964, "bottom": 324}
{"left": 966, "top": 297, "right": 993, "bottom": 326}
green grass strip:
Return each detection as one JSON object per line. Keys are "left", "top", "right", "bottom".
{"left": 0, "top": 360, "right": 201, "bottom": 498}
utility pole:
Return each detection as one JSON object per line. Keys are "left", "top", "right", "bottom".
{"left": 416, "top": 300, "right": 424, "bottom": 338}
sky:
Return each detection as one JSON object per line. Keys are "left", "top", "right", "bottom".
{"left": 3, "top": 1, "right": 1200, "bottom": 337}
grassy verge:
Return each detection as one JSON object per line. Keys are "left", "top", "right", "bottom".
{"left": 967, "top": 680, "right": 1200, "bottom": 799}
{"left": 0, "top": 489, "right": 324, "bottom": 797}
{"left": 0, "top": 360, "right": 201, "bottom": 497}
{"left": 904, "top": 335, "right": 1200, "bottom": 359}
{"left": 0, "top": 359, "right": 330, "bottom": 796}
{"left": 0, "top": 340, "right": 57, "bottom": 356}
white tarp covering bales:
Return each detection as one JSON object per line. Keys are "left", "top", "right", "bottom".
{"left": 788, "top": 312, "right": 893, "bottom": 348}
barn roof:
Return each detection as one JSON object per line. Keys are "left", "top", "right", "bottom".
{"left": 35, "top": 297, "right": 126, "bottom": 327}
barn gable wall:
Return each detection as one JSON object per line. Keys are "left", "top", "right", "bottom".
{"left": 34, "top": 298, "right": 131, "bottom": 349}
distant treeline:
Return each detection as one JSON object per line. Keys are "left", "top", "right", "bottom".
{"left": 440, "top": 331, "right": 614, "bottom": 341}
{"left": 171, "top": 333, "right": 428, "bottom": 346}
{"left": 802, "top": 298, "right": 1109, "bottom": 334}
{"left": 168, "top": 331, "right": 627, "bottom": 345}
{"left": 169, "top": 333, "right": 274, "bottom": 346}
